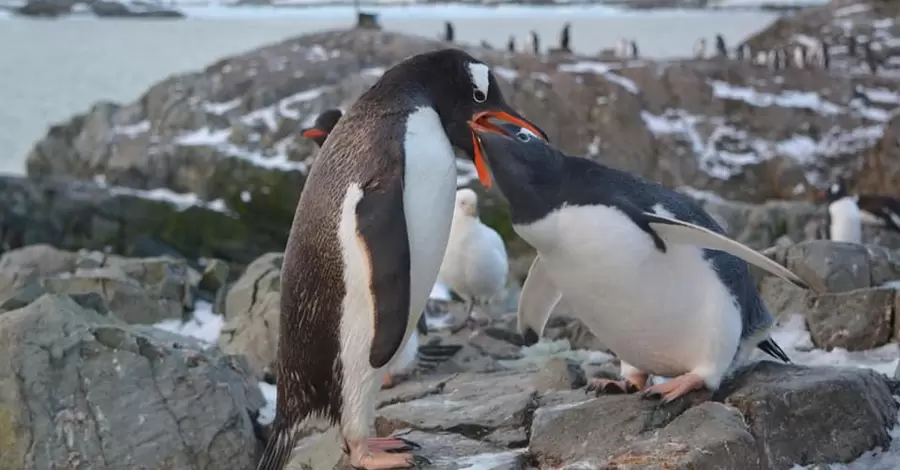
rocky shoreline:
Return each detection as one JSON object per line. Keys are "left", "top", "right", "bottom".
{"left": 2, "top": 0, "right": 900, "bottom": 468}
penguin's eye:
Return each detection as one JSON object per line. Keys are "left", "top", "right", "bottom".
{"left": 473, "top": 89, "right": 487, "bottom": 103}
{"left": 515, "top": 130, "right": 531, "bottom": 142}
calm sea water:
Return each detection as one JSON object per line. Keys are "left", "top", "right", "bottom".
{"left": 0, "top": 6, "right": 777, "bottom": 174}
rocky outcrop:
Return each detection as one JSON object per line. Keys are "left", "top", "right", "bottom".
{"left": 761, "top": 240, "right": 900, "bottom": 350}
{"left": 287, "top": 362, "right": 898, "bottom": 469}
{"left": 0, "top": 294, "right": 264, "bottom": 470}
{"left": 90, "top": 0, "right": 185, "bottom": 18}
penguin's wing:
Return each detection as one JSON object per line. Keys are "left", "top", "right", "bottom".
{"left": 642, "top": 213, "right": 814, "bottom": 291}
{"left": 356, "top": 181, "right": 413, "bottom": 369}
{"left": 517, "top": 255, "right": 563, "bottom": 343}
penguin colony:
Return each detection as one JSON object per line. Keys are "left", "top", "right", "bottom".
{"left": 261, "top": 25, "right": 895, "bottom": 470}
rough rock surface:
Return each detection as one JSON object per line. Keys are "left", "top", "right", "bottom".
{"left": 0, "top": 294, "right": 264, "bottom": 470}
{"left": 284, "top": 362, "right": 897, "bottom": 470}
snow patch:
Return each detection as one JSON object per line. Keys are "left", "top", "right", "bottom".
{"left": 558, "top": 61, "right": 638, "bottom": 94}
{"left": 94, "top": 175, "right": 231, "bottom": 213}
{"left": 711, "top": 81, "right": 842, "bottom": 115}
{"left": 114, "top": 120, "right": 151, "bottom": 138}
{"left": 153, "top": 300, "right": 224, "bottom": 345}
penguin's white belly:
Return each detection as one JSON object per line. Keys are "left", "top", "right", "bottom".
{"left": 515, "top": 205, "right": 743, "bottom": 379}
{"left": 829, "top": 197, "right": 862, "bottom": 243}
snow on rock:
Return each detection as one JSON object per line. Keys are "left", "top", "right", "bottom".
{"left": 710, "top": 80, "right": 842, "bottom": 115}
{"left": 153, "top": 300, "right": 225, "bottom": 346}
{"left": 558, "top": 61, "right": 639, "bottom": 94}
{"left": 93, "top": 175, "right": 233, "bottom": 213}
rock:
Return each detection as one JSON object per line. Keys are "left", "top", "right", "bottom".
{"left": 803, "top": 287, "right": 897, "bottom": 351}
{"left": 90, "top": 0, "right": 185, "bottom": 18}
{"left": 218, "top": 252, "right": 283, "bottom": 376}
{"left": 0, "top": 175, "right": 288, "bottom": 265}
{"left": 12, "top": 0, "right": 73, "bottom": 17}
{"left": 0, "top": 294, "right": 264, "bottom": 470}
{"left": 720, "top": 362, "right": 898, "bottom": 469}
{"left": 531, "top": 362, "right": 897, "bottom": 469}
{"left": 778, "top": 240, "right": 874, "bottom": 293}
{"left": 0, "top": 244, "right": 77, "bottom": 276}
{"left": 530, "top": 358, "right": 586, "bottom": 392}
{"left": 199, "top": 258, "right": 230, "bottom": 293}
{"left": 545, "top": 317, "right": 609, "bottom": 351}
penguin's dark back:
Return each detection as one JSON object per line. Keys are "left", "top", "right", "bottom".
{"left": 278, "top": 94, "right": 412, "bottom": 422}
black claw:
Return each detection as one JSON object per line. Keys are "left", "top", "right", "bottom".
{"left": 411, "top": 455, "right": 432, "bottom": 468}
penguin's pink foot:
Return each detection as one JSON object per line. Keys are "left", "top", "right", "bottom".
{"left": 381, "top": 373, "right": 394, "bottom": 389}
{"left": 365, "top": 436, "right": 419, "bottom": 452}
{"left": 585, "top": 372, "right": 648, "bottom": 396}
{"left": 350, "top": 450, "right": 416, "bottom": 469}
{"left": 641, "top": 373, "right": 709, "bottom": 404}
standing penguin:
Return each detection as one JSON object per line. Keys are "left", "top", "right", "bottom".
{"left": 258, "top": 49, "right": 547, "bottom": 470}
{"left": 530, "top": 30, "right": 540, "bottom": 55}
{"left": 821, "top": 41, "right": 830, "bottom": 69}
{"left": 560, "top": 22, "right": 571, "bottom": 53}
{"left": 614, "top": 38, "right": 629, "bottom": 58}
{"left": 847, "top": 35, "right": 857, "bottom": 57}
{"left": 444, "top": 21, "right": 455, "bottom": 43}
{"left": 468, "top": 124, "right": 812, "bottom": 404}
{"left": 630, "top": 40, "right": 639, "bottom": 59}
{"left": 507, "top": 35, "right": 516, "bottom": 53}
{"left": 693, "top": 38, "right": 707, "bottom": 59}
{"left": 300, "top": 108, "right": 463, "bottom": 389}
{"left": 736, "top": 43, "right": 751, "bottom": 61}
{"left": 819, "top": 178, "right": 900, "bottom": 240}
{"left": 715, "top": 33, "right": 728, "bottom": 58}
{"left": 792, "top": 45, "right": 807, "bottom": 69}
{"left": 864, "top": 41, "right": 878, "bottom": 73}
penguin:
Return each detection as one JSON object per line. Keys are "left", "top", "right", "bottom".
{"left": 715, "top": 34, "right": 727, "bottom": 58}
{"left": 438, "top": 188, "right": 509, "bottom": 329}
{"left": 754, "top": 50, "right": 768, "bottom": 66}
{"left": 792, "top": 44, "right": 807, "bottom": 69}
{"left": 507, "top": 35, "right": 515, "bottom": 53}
{"left": 530, "top": 30, "right": 540, "bottom": 55}
{"left": 300, "top": 108, "right": 463, "bottom": 389}
{"left": 444, "top": 21, "right": 454, "bottom": 43}
{"left": 480, "top": 40, "right": 493, "bottom": 50}
{"left": 736, "top": 43, "right": 750, "bottom": 61}
{"left": 693, "top": 38, "right": 706, "bottom": 59}
{"left": 258, "top": 49, "right": 547, "bottom": 470}
{"left": 820, "top": 41, "right": 830, "bottom": 69}
{"left": 820, "top": 178, "right": 900, "bottom": 239}
{"left": 864, "top": 41, "right": 878, "bottom": 73}
{"left": 630, "top": 40, "right": 639, "bottom": 59}
{"left": 560, "top": 22, "right": 571, "bottom": 53}
{"left": 615, "top": 38, "right": 629, "bottom": 59}
{"left": 467, "top": 123, "right": 812, "bottom": 405}
{"left": 847, "top": 35, "right": 857, "bottom": 57}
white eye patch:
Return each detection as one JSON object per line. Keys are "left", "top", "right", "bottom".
{"left": 467, "top": 62, "right": 491, "bottom": 102}
{"left": 516, "top": 128, "right": 539, "bottom": 142}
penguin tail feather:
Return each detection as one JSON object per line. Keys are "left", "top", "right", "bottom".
{"left": 256, "top": 420, "right": 301, "bottom": 470}
{"left": 756, "top": 338, "right": 791, "bottom": 364}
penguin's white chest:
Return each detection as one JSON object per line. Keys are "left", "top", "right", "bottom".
{"left": 829, "top": 197, "right": 862, "bottom": 244}
{"left": 514, "top": 204, "right": 742, "bottom": 381}
{"left": 396, "top": 106, "right": 458, "bottom": 348}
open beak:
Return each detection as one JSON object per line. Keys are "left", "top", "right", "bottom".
{"left": 468, "top": 109, "right": 547, "bottom": 189}
{"left": 301, "top": 128, "right": 327, "bottom": 140}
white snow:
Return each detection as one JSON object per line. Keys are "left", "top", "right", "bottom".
{"left": 202, "top": 99, "right": 242, "bottom": 115}
{"left": 93, "top": 175, "right": 232, "bottom": 214}
{"left": 493, "top": 66, "right": 519, "bottom": 83}
{"left": 859, "top": 87, "right": 900, "bottom": 105}
{"left": 430, "top": 281, "right": 452, "bottom": 301}
{"left": 175, "top": 126, "right": 307, "bottom": 172}
{"left": 114, "top": 120, "right": 151, "bottom": 138}
{"left": 455, "top": 450, "right": 526, "bottom": 470}
{"left": 711, "top": 81, "right": 842, "bottom": 115}
{"left": 153, "top": 300, "right": 225, "bottom": 346}
{"left": 558, "top": 61, "right": 639, "bottom": 94}
{"left": 257, "top": 381, "right": 278, "bottom": 426}
{"left": 833, "top": 3, "right": 870, "bottom": 18}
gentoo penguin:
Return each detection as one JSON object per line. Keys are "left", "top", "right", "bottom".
{"left": 300, "top": 107, "right": 461, "bottom": 390}
{"left": 792, "top": 44, "right": 807, "bottom": 69}
{"left": 693, "top": 38, "right": 706, "bottom": 59}
{"left": 438, "top": 188, "right": 509, "bottom": 329}
{"left": 444, "top": 21, "right": 454, "bottom": 43}
{"left": 630, "top": 40, "right": 639, "bottom": 59}
{"left": 736, "top": 43, "right": 750, "bottom": 61}
{"left": 715, "top": 34, "right": 727, "bottom": 57}
{"left": 259, "top": 49, "right": 546, "bottom": 470}
{"left": 819, "top": 178, "right": 863, "bottom": 243}
{"left": 754, "top": 50, "right": 768, "bottom": 65}
{"left": 821, "top": 41, "right": 830, "bottom": 69}
{"left": 820, "top": 178, "right": 900, "bottom": 239}
{"left": 530, "top": 30, "right": 540, "bottom": 55}
{"left": 507, "top": 35, "right": 515, "bottom": 53}
{"left": 468, "top": 123, "right": 812, "bottom": 405}
{"left": 560, "top": 22, "right": 571, "bottom": 53}
{"left": 864, "top": 41, "right": 878, "bottom": 73}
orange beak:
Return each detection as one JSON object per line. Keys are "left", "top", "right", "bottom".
{"left": 301, "top": 128, "right": 327, "bottom": 140}
{"left": 468, "top": 110, "right": 547, "bottom": 189}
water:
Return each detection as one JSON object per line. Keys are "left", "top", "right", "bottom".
{"left": 0, "top": 6, "right": 777, "bottom": 174}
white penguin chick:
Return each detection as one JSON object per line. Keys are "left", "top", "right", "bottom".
{"left": 438, "top": 188, "right": 509, "bottom": 327}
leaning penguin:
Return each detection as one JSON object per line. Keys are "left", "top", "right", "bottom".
{"left": 257, "top": 49, "right": 547, "bottom": 470}
{"left": 467, "top": 123, "right": 816, "bottom": 405}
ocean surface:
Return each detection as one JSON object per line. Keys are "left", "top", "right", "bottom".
{"left": 0, "top": 5, "right": 778, "bottom": 174}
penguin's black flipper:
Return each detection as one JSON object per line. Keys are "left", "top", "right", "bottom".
{"left": 356, "top": 179, "right": 413, "bottom": 369}
{"left": 756, "top": 337, "right": 791, "bottom": 363}
{"left": 611, "top": 197, "right": 668, "bottom": 253}
{"left": 416, "top": 314, "right": 428, "bottom": 336}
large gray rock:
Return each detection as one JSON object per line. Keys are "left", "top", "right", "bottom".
{"left": 0, "top": 294, "right": 265, "bottom": 469}
{"left": 218, "top": 252, "right": 283, "bottom": 377}
{"left": 803, "top": 287, "right": 898, "bottom": 351}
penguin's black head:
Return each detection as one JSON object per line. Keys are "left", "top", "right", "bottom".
{"left": 301, "top": 108, "right": 343, "bottom": 147}
{"left": 375, "top": 49, "right": 548, "bottom": 190}
{"left": 822, "top": 177, "right": 849, "bottom": 202}
{"left": 471, "top": 122, "right": 563, "bottom": 193}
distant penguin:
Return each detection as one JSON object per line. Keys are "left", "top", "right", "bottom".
{"left": 444, "top": 21, "right": 454, "bottom": 43}
{"left": 821, "top": 41, "right": 830, "bottom": 69}
{"left": 438, "top": 188, "right": 509, "bottom": 329}
{"left": 615, "top": 38, "right": 629, "bottom": 58}
{"left": 768, "top": 49, "right": 786, "bottom": 71}
{"left": 693, "top": 38, "right": 707, "bottom": 59}
{"left": 847, "top": 35, "right": 857, "bottom": 56}
{"left": 507, "top": 35, "right": 515, "bottom": 53}
{"left": 715, "top": 34, "right": 728, "bottom": 57}
{"left": 736, "top": 43, "right": 751, "bottom": 61}
{"left": 530, "top": 30, "right": 540, "bottom": 55}
{"left": 300, "top": 107, "right": 462, "bottom": 390}
{"left": 792, "top": 45, "right": 807, "bottom": 69}
{"left": 630, "top": 40, "right": 639, "bottom": 59}
{"left": 481, "top": 40, "right": 493, "bottom": 50}
{"left": 822, "top": 178, "right": 900, "bottom": 237}
{"left": 560, "top": 22, "right": 571, "bottom": 53}
{"left": 257, "top": 49, "right": 547, "bottom": 470}
{"left": 754, "top": 50, "right": 768, "bottom": 65}
{"left": 469, "top": 123, "right": 811, "bottom": 405}
{"left": 820, "top": 178, "right": 863, "bottom": 243}
{"left": 864, "top": 41, "right": 878, "bottom": 73}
